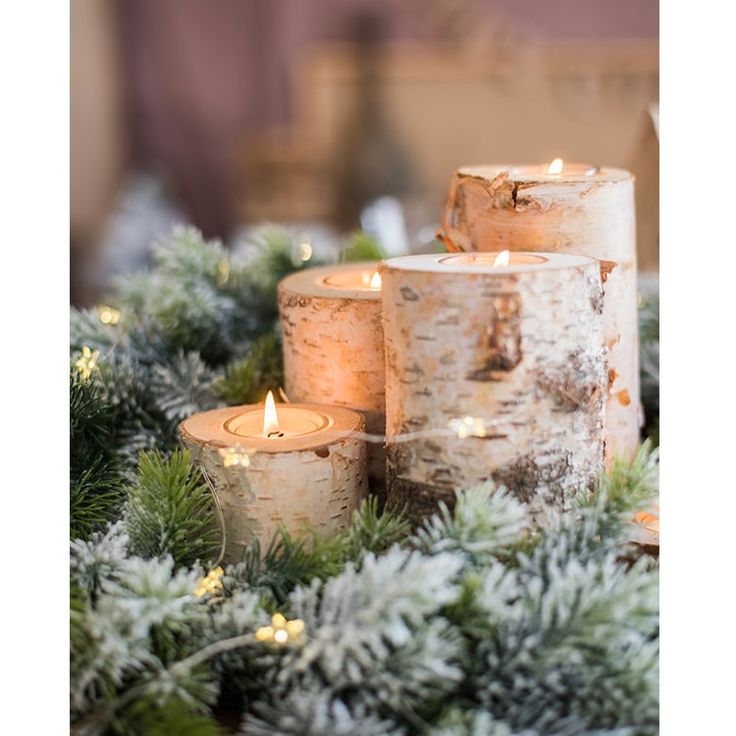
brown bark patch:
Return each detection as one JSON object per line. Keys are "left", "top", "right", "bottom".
{"left": 599, "top": 259, "right": 618, "bottom": 284}
{"left": 386, "top": 471, "right": 456, "bottom": 526}
{"left": 279, "top": 293, "right": 311, "bottom": 309}
{"left": 467, "top": 293, "right": 522, "bottom": 380}
{"left": 314, "top": 446, "right": 330, "bottom": 458}
{"left": 491, "top": 450, "right": 573, "bottom": 504}
{"left": 537, "top": 353, "right": 604, "bottom": 412}
{"left": 435, "top": 229, "right": 461, "bottom": 252}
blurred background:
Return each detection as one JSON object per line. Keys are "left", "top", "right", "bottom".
{"left": 70, "top": 0, "right": 658, "bottom": 305}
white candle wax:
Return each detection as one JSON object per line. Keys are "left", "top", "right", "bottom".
{"left": 439, "top": 252, "right": 548, "bottom": 267}
{"left": 320, "top": 268, "right": 382, "bottom": 291}
{"left": 224, "top": 405, "right": 332, "bottom": 439}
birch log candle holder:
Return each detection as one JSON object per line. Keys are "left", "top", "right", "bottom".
{"left": 179, "top": 392, "right": 367, "bottom": 562}
{"left": 381, "top": 251, "right": 606, "bottom": 525}
{"left": 278, "top": 262, "right": 385, "bottom": 489}
{"left": 436, "top": 161, "right": 639, "bottom": 465}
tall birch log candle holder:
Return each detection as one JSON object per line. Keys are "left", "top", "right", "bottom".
{"left": 437, "top": 161, "right": 639, "bottom": 465}
{"left": 278, "top": 262, "right": 386, "bottom": 490}
{"left": 381, "top": 251, "right": 606, "bottom": 525}
{"left": 179, "top": 392, "right": 367, "bottom": 563}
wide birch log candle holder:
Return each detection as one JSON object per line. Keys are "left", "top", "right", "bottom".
{"left": 381, "top": 251, "right": 606, "bottom": 525}
{"left": 437, "top": 162, "right": 639, "bottom": 465}
{"left": 278, "top": 262, "right": 385, "bottom": 489}
{"left": 179, "top": 392, "right": 367, "bottom": 562}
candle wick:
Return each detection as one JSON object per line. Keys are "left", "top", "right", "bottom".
{"left": 267, "top": 431, "right": 285, "bottom": 438}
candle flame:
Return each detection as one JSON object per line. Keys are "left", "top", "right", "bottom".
{"left": 493, "top": 250, "right": 510, "bottom": 267}
{"left": 547, "top": 157, "right": 564, "bottom": 175}
{"left": 369, "top": 271, "right": 382, "bottom": 289}
{"left": 263, "top": 390, "right": 280, "bottom": 436}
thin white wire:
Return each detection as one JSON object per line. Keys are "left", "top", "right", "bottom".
{"left": 199, "top": 464, "right": 228, "bottom": 568}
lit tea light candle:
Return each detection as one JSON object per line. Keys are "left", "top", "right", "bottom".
{"left": 438, "top": 161, "right": 639, "bottom": 465}
{"left": 380, "top": 252, "right": 607, "bottom": 524}
{"left": 225, "top": 390, "right": 329, "bottom": 439}
{"left": 278, "top": 262, "right": 386, "bottom": 492}
{"left": 179, "top": 394, "right": 367, "bottom": 562}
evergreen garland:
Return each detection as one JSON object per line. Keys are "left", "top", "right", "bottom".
{"left": 70, "top": 453, "right": 658, "bottom": 736}
{"left": 70, "top": 225, "right": 660, "bottom": 735}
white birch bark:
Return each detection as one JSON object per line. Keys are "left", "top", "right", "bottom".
{"left": 278, "top": 263, "right": 385, "bottom": 489}
{"left": 381, "top": 253, "right": 606, "bottom": 524}
{"left": 437, "top": 165, "right": 640, "bottom": 464}
{"left": 179, "top": 404, "right": 367, "bottom": 562}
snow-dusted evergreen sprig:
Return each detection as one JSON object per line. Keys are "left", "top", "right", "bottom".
{"left": 70, "top": 547, "right": 210, "bottom": 717}
{"left": 271, "top": 549, "right": 465, "bottom": 725}
{"left": 412, "top": 482, "right": 528, "bottom": 563}
{"left": 244, "top": 691, "right": 404, "bottom": 736}
{"left": 70, "top": 446, "right": 659, "bottom": 735}
{"left": 467, "top": 552, "right": 658, "bottom": 735}
{"left": 151, "top": 351, "right": 221, "bottom": 422}
{"left": 71, "top": 522, "right": 131, "bottom": 598}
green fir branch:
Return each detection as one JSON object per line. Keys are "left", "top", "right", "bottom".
{"left": 108, "top": 696, "right": 225, "bottom": 736}
{"left": 341, "top": 495, "right": 411, "bottom": 560}
{"left": 125, "top": 450, "right": 220, "bottom": 568}
{"left": 215, "top": 334, "right": 284, "bottom": 406}
{"left": 71, "top": 458, "right": 125, "bottom": 540}
{"left": 70, "top": 375, "right": 125, "bottom": 539}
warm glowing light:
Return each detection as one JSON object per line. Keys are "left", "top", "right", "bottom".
{"left": 369, "top": 271, "right": 382, "bottom": 289}
{"left": 255, "top": 613, "right": 306, "bottom": 645}
{"left": 448, "top": 416, "right": 487, "bottom": 439}
{"left": 547, "top": 158, "right": 564, "bottom": 175}
{"left": 255, "top": 626, "right": 273, "bottom": 642}
{"left": 297, "top": 242, "right": 313, "bottom": 262}
{"left": 493, "top": 250, "right": 510, "bottom": 267}
{"left": 98, "top": 305, "right": 120, "bottom": 325}
{"left": 263, "top": 390, "right": 281, "bottom": 437}
{"left": 74, "top": 346, "right": 100, "bottom": 381}
{"left": 217, "top": 259, "right": 230, "bottom": 285}
{"left": 219, "top": 445, "right": 254, "bottom": 468}
{"left": 193, "top": 567, "right": 224, "bottom": 598}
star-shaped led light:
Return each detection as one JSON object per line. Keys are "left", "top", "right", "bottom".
{"left": 74, "top": 346, "right": 100, "bottom": 381}
{"left": 193, "top": 566, "right": 224, "bottom": 598}
{"left": 448, "top": 416, "right": 487, "bottom": 439}
{"left": 218, "top": 446, "right": 255, "bottom": 468}
{"left": 255, "top": 612, "right": 305, "bottom": 645}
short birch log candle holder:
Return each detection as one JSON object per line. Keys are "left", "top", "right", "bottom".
{"left": 179, "top": 392, "right": 367, "bottom": 562}
{"left": 437, "top": 162, "right": 639, "bottom": 465}
{"left": 381, "top": 251, "right": 606, "bottom": 525}
{"left": 278, "top": 262, "right": 385, "bottom": 489}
